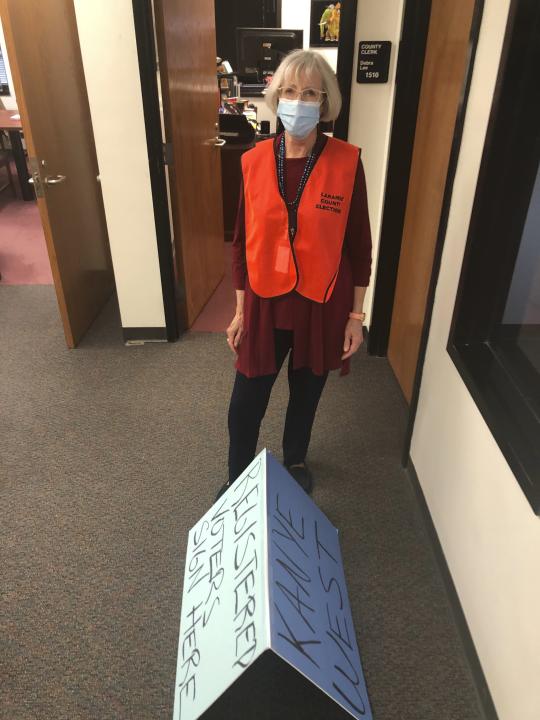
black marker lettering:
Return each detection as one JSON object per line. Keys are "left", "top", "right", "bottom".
{"left": 187, "top": 546, "right": 210, "bottom": 593}
{"left": 274, "top": 540, "right": 311, "bottom": 596}
{"left": 179, "top": 673, "right": 196, "bottom": 705}
{"left": 274, "top": 602, "right": 321, "bottom": 669}
{"left": 275, "top": 493, "right": 306, "bottom": 542}
{"left": 318, "top": 566, "right": 344, "bottom": 610}
{"left": 272, "top": 514, "right": 308, "bottom": 559}
{"left": 234, "top": 484, "right": 259, "bottom": 531}
{"left": 178, "top": 647, "right": 200, "bottom": 687}
{"left": 178, "top": 602, "right": 203, "bottom": 702}
{"left": 193, "top": 520, "right": 209, "bottom": 547}
{"left": 203, "top": 595, "right": 220, "bottom": 627}
{"left": 235, "top": 542, "right": 258, "bottom": 580}
{"left": 314, "top": 520, "right": 338, "bottom": 564}
{"left": 235, "top": 594, "right": 256, "bottom": 629}
{"left": 234, "top": 518, "right": 258, "bottom": 546}
{"left": 231, "top": 459, "right": 262, "bottom": 506}
{"left": 333, "top": 681, "right": 366, "bottom": 716}
{"left": 234, "top": 530, "right": 256, "bottom": 572}
{"left": 231, "top": 472, "right": 260, "bottom": 670}
{"left": 234, "top": 628, "right": 257, "bottom": 669}
{"left": 327, "top": 629, "right": 365, "bottom": 714}
{"left": 276, "top": 581, "right": 316, "bottom": 633}
{"left": 327, "top": 604, "right": 352, "bottom": 651}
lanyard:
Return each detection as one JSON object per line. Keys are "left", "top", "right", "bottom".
{"left": 276, "top": 133, "right": 317, "bottom": 209}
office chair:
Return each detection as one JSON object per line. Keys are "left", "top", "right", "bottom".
{"left": 0, "top": 130, "right": 16, "bottom": 197}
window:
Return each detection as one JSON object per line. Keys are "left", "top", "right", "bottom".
{"left": 0, "top": 45, "right": 10, "bottom": 96}
{"left": 449, "top": 0, "right": 540, "bottom": 514}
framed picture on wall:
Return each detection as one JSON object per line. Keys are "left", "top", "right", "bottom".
{"left": 310, "top": 1, "right": 341, "bottom": 48}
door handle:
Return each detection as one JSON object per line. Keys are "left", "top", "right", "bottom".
{"left": 44, "top": 174, "right": 67, "bottom": 185}
{"left": 205, "top": 136, "right": 226, "bottom": 146}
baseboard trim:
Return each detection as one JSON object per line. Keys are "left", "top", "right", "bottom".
{"left": 406, "top": 458, "right": 499, "bottom": 720}
{"left": 122, "top": 327, "right": 168, "bottom": 343}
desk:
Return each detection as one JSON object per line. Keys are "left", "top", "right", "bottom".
{"left": 0, "top": 109, "right": 33, "bottom": 201}
{"left": 220, "top": 135, "right": 277, "bottom": 240}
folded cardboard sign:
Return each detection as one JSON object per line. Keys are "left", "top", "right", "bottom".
{"left": 173, "top": 450, "right": 373, "bottom": 720}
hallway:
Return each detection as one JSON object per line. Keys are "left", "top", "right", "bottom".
{"left": 1, "top": 286, "right": 483, "bottom": 720}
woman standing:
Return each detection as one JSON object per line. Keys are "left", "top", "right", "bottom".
{"left": 217, "top": 50, "right": 372, "bottom": 499}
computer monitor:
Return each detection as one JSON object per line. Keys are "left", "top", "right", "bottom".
{"left": 235, "top": 28, "right": 304, "bottom": 83}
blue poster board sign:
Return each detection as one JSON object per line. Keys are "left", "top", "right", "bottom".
{"left": 173, "top": 450, "right": 372, "bottom": 720}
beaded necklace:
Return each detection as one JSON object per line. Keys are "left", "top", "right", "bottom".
{"left": 277, "top": 133, "right": 318, "bottom": 210}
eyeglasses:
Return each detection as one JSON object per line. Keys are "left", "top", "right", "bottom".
{"left": 278, "top": 86, "right": 326, "bottom": 102}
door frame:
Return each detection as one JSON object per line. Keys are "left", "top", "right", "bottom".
{"left": 401, "top": 0, "right": 485, "bottom": 463}
{"left": 361, "top": 0, "right": 486, "bottom": 459}
{"left": 333, "top": 0, "right": 358, "bottom": 140}
{"left": 132, "top": 0, "right": 179, "bottom": 341}
{"left": 367, "top": 0, "right": 432, "bottom": 357}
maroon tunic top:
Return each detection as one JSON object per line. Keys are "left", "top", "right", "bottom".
{"left": 232, "top": 134, "right": 372, "bottom": 378}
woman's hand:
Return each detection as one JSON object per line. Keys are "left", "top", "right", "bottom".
{"left": 226, "top": 312, "right": 244, "bottom": 355}
{"left": 341, "top": 318, "right": 364, "bottom": 360}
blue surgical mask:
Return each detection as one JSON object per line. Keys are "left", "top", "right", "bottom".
{"left": 277, "top": 99, "right": 320, "bottom": 139}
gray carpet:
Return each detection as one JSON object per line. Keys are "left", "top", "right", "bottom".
{"left": 0, "top": 286, "right": 483, "bottom": 720}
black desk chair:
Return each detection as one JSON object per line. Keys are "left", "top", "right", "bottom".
{"left": 0, "top": 130, "right": 17, "bottom": 197}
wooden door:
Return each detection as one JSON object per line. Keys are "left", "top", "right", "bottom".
{"left": 154, "top": 0, "right": 225, "bottom": 328}
{"left": 387, "top": 0, "right": 477, "bottom": 401}
{"left": 0, "top": 0, "right": 113, "bottom": 348}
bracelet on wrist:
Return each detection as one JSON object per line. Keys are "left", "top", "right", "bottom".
{"left": 349, "top": 312, "right": 366, "bottom": 322}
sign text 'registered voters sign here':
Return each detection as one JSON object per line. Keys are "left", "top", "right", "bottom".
{"left": 173, "top": 450, "right": 373, "bottom": 720}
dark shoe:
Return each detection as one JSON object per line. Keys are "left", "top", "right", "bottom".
{"left": 215, "top": 481, "right": 232, "bottom": 503}
{"left": 286, "top": 464, "right": 314, "bottom": 495}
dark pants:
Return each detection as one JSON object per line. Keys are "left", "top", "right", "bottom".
{"left": 228, "top": 330, "right": 328, "bottom": 484}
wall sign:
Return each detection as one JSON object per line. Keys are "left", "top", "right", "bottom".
{"left": 357, "top": 41, "right": 392, "bottom": 84}
{"left": 173, "top": 450, "right": 373, "bottom": 720}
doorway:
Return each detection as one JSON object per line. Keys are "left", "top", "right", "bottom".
{"left": 0, "top": 18, "right": 50, "bottom": 286}
{"left": 0, "top": 0, "right": 116, "bottom": 348}
{"left": 135, "top": 0, "right": 359, "bottom": 334}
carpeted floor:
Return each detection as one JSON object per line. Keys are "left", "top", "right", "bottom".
{"left": 0, "top": 191, "right": 52, "bottom": 285}
{"left": 0, "top": 286, "right": 484, "bottom": 720}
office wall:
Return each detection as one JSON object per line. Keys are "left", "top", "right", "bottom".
{"left": 410, "top": 1, "right": 540, "bottom": 718}
{"left": 281, "top": 0, "right": 338, "bottom": 71}
{"left": 0, "top": 15, "right": 17, "bottom": 110}
{"left": 73, "top": 1, "right": 165, "bottom": 330}
{"left": 347, "top": 0, "right": 404, "bottom": 321}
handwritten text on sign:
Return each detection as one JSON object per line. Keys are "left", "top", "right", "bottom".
{"left": 173, "top": 451, "right": 372, "bottom": 720}
{"left": 174, "top": 456, "right": 266, "bottom": 720}
{"left": 267, "top": 454, "right": 371, "bottom": 719}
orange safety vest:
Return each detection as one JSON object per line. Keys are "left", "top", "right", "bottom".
{"left": 241, "top": 136, "right": 360, "bottom": 303}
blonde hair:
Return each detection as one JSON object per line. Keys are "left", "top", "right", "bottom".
{"left": 265, "top": 49, "right": 342, "bottom": 122}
